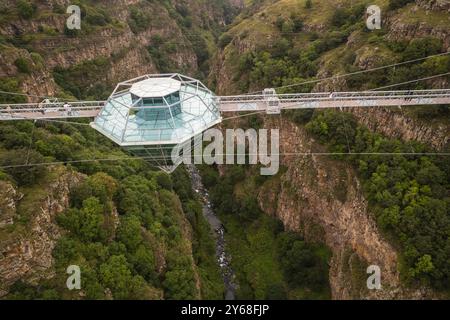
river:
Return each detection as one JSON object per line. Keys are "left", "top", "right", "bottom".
{"left": 186, "top": 165, "right": 237, "bottom": 300}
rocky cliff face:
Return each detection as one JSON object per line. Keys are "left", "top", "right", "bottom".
{"left": 0, "top": 181, "right": 22, "bottom": 228}
{"left": 0, "top": 166, "right": 203, "bottom": 299}
{"left": 386, "top": 1, "right": 450, "bottom": 49}
{"left": 0, "top": 167, "right": 85, "bottom": 297}
{"left": 349, "top": 107, "right": 449, "bottom": 150}
{"left": 211, "top": 0, "right": 450, "bottom": 148}
{"left": 0, "top": 0, "right": 238, "bottom": 101}
{"left": 256, "top": 117, "right": 436, "bottom": 299}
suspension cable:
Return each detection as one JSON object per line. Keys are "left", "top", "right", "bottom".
{"left": 243, "top": 51, "right": 450, "bottom": 95}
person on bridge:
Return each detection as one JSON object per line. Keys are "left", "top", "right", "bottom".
{"left": 63, "top": 102, "right": 72, "bottom": 116}
{"left": 5, "top": 105, "right": 12, "bottom": 117}
{"left": 406, "top": 90, "right": 413, "bottom": 102}
{"left": 38, "top": 99, "right": 50, "bottom": 115}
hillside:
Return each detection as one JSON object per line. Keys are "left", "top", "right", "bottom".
{"left": 208, "top": 0, "right": 449, "bottom": 298}
{"left": 0, "top": 0, "right": 238, "bottom": 299}
{"left": 0, "top": 0, "right": 240, "bottom": 102}
{"left": 0, "top": 0, "right": 449, "bottom": 300}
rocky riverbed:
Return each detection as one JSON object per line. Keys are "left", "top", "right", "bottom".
{"left": 186, "top": 165, "right": 237, "bottom": 300}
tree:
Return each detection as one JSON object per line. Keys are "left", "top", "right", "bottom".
{"left": 14, "top": 58, "right": 31, "bottom": 74}
{"left": 129, "top": 245, "right": 157, "bottom": 283}
{"left": 163, "top": 269, "right": 197, "bottom": 299}
{"left": 117, "top": 215, "right": 143, "bottom": 251}
{"left": 389, "top": 0, "right": 415, "bottom": 10}
{"left": 17, "top": 0, "right": 36, "bottom": 19}
{"left": 155, "top": 172, "right": 173, "bottom": 190}
{"left": 58, "top": 197, "right": 106, "bottom": 242}
{"left": 305, "top": 0, "right": 312, "bottom": 9}
{"left": 410, "top": 254, "right": 434, "bottom": 278}
{"left": 218, "top": 34, "right": 233, "bottom": 49}
{"left": 99, "top": 255, "right": 134, "bottom": 299}
{"left": 1, "top": 149, "right": 46, "bottom": 185}
{"left": 278, "top": 233, "right": 330, "bottom": 291}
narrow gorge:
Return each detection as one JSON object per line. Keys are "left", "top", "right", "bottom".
{"left": 0, "top": 0, "right": 449, "bottom": 300}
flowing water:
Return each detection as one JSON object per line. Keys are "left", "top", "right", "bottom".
{"left": 186, "top": 165, "right": 237, "bottom": 300}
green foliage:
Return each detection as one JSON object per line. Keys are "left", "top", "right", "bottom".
{"left": 36, "top": 134, "right": 81, "bottom": 161}
{"left": 218, "top": 33, "right": 233, "bottom": 49}
{"left": 241, "top": 29, "right": 350, "bottom": 89}
{"left": 17, "top": 0, "right": 36, "bottom": 20}
{"left": 0, "top": 123, "right": 32, "bottom": 149}
{"left": 305, "top": 0, "right": 312, "bottom": 9}
{"left": 99, "top": 255, "right": 148, "bottom": 299}
{"left": 171, "top": 166, "right": 194, "bottom": 202}
{"left": 53, "top": 58, "right": 111, "bottom": 100}
{"left": 70, "top": 172, "right": 118, "bottom": 208}
{"left": 163, "top": 253, "right": 197, "bottom": 299}
{"left": 86, "top": 8, "right": 111, "bottom": 26}
{"left": 0, "top": 148, "right": 46, "bottom": 186}
{"left": 306, "top": 111, "right": 450, "bottom": 290}
{"left": 57, "top": 197, "right": 107, "bottom": 242}
{"left": 278, "top": 233, "right": 330, "bottom": 292}
{"left": 0, "top": 78, "right": 27, "bottom": 103}
{"left": 401, "top": 37, "right": 443, "bottom": 61}
{"left": 116, "top": 175, "right": 158, "bottom": 227}
{"left": 329, "top": 4, "right": 366, "bottom": 28}
{"left": 199, "top": 164, "right": 331, "bottom": 299}
{"left": 117, "top": 215, "right": 143, "bottom": 251}
{"left": 128, "top": 7, "right": 151, "bottom": 34}
{"left": 155, "top": 171, "right": 173, "bottom": 190}
{"left": 128, "top": 244, "right": 157, "bottom": 283}
{"left": 305, "top": 110, "right": 357, "bottom": 152}
{"left": 14, "top": 58, "right": 31, "bottom": 74}
{"left": 6, "top": 280, "right": 60, "bottom": 300}
{"left": 389, "top": 0, "right": 415, "bottom": 10}
{"left": 147, "top": 36, "right": 178, "bottom": 73}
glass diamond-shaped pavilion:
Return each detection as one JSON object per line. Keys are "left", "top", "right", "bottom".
{"left": 91, "top": 74, "right": 222, "bottom": 172}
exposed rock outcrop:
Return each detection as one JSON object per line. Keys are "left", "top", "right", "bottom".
{"left": 0, "top": 181, "right": 22, "bottom": 228}
{"left": 0, "top": 0, "right": 218, "bottom": 101}
{"left": 0, "top": 168, "right": 84, "bottom": 297}
{"left": 349, "top": 107, "right": 449, "bottom": 150}
{"left": 257, "top": 118, "right": 435, "bottom": 299}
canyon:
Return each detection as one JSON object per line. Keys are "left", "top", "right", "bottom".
{"left": 0, "top": 0, "right": 449, "bottom": 299}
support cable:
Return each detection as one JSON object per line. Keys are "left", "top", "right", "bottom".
{"left": 244, "top": 52, "right": 450, "bottom": 95}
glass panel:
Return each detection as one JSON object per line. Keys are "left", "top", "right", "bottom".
{"left": 94, "top": 78, "right": 221, "bottom": 146}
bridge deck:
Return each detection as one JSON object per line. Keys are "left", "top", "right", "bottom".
{"left": 0, "top": 90, "right": 449, "bottom": 120}
{"left": 0, "top": 101, "right": 104, "bottom": 121}
{"left": 218, "top": 89, "right": 450, "bottom": 112}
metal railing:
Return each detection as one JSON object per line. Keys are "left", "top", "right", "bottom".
{"left": 217, "top": 89, "right": 450, "bottom": 104}
{"left": 0, "top": 101, "right": 105, "bottom": 119}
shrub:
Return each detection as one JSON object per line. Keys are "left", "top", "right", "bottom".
{"left": 14, "top": 58, "right": 31, "bottom": 74}
{"left": 57, "top": 197, "right": 107, "bottom": 242}
{"left": 0, "top": 149, "right": 47, "bottom": 185}
{"left": 155, "top": 172, "right": 173, "bottom": 190}
{"left": 218, "top": 33, "right": 233, "bottom": 49}
{"left": 401, "top": 37, "right": 442, "bottom": 61}
{"left": 389, "top": 0, "right": 415, "bottom": 10}
{"left": 128, "top": 7, "right": 151, "bottom": 34}
{"left": 17, "top": 0, "right": 36, "bottom": 19}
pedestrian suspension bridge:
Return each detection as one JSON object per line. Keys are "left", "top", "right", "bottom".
{"left": 1, "top": 73, "right": 449, "bottom": 172}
